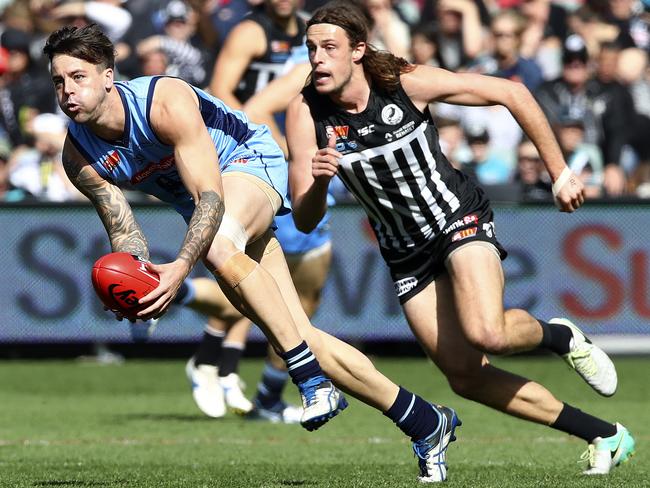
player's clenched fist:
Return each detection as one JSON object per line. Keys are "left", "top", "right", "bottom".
{"left": 312, "top": 132, "right": 342, "bottom": 180}
{"left": 552, "top": 167, "right": 585, "bottom": 213}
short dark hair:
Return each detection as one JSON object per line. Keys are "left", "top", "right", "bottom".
{"left": 307, "top": 1, "right": 414, "bottom": 92}
{"left": 43, "top": 24, "right": 115, "bottom": 70}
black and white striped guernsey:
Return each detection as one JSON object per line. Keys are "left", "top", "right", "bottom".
{"left": 302, "top": 82, "right": 481, "bottom": 259}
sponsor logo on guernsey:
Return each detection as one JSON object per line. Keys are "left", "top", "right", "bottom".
{"left": 326, "top": 125, "right": 350, "bottom": 139}
{"left": 358, "top": 124, "right": 375, "bottom": 137}
{"left": 443, "top": 214, "right": 479, "bottom": 235}
{"left": 231, "top": 158, "right": 249, "bottom": 165}
{"left": 131, "top": 155, "right": 175, "bottom": 184}
{"left": 451, "top": 226, "right": 478, "bottom": 242}
{"left": 381, "top": 104, "right": 403, "bottom": 125}
{"left": 394, "top": 276, "right": 418, "bottom": 297}
{"left": 100, "top": 150, "right": 121, "bottom": 173}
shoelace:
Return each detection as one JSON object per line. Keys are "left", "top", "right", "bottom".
{"left": 413, "top": 432, "right": 446, "bottom": 463}
{"left": 568, "top": 348, "right": 598, "bottom": 377}
{"left": 299, "top": 376, "right": 326, "bottom": 407}
{"left": 578, "top": 445, "right": 596, "bottom": 467}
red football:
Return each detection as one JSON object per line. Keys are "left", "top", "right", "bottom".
{"left": 91, "top": 252, "right": 160, "bottom": 319}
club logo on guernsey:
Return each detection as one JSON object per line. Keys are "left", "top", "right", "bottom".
{"left": 100, "top": 150, "right": 121, "bottom": 173}
{"left": 381, "top": 104, "right": 403, "bottom": 125}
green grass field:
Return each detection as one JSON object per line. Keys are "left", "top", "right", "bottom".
{"left": 1, "top": 356, "right": 648, "bottom": 487}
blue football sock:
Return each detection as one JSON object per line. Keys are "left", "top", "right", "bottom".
{"left": 279, "top": 341, "right": 323, "bottom": 385}
{"left": 384, "top": 386, "right": 440, "bottom": 441}
{"left": 254, "top": 361, "right": 289, "bottom": 410}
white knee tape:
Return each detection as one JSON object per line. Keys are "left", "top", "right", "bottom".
{"left": 216, "top": 215, "right": 248, "bottom": 251}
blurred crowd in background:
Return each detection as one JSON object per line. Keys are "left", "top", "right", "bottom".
{"left": 2, "top": 0, "right": 650, "bottom": 204}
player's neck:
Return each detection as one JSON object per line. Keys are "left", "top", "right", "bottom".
{"left": 330, "top": 71, "right": 371, "bottom": 114}
{"left": 87, "top": 87, "right": 126, "bottom": 142}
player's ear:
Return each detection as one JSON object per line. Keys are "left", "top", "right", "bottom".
{"left": 352, "top": 42, "right": 366, "bottom": 63}
{"left": 104, "top": 67, "right": 114, "bottom": 90}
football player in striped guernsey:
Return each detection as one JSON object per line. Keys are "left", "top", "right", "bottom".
{"left": 286, "top": 1, "right": 634, "bottom": 479}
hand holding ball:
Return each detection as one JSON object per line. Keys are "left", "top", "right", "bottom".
{"left": 92, "top": 253, "right": 160, "bottom": 320}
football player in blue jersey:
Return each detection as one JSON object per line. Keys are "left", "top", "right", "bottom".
{"left": 44, "top": 23, "right": 346, "bottom": 432}
{"left": 286, "top": 1, "right": 634, "bottom": 479}
{"left": 43, "top": 25, "right": 460, "bottom": 469}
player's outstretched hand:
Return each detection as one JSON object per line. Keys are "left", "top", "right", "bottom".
{"left": 312, "top": 132, "right": 342, "bottom": 182}
{"left": 553, "top": 168, "right": 585, "bottom": 213}
{"left": 136, "top": 260, "right": 189, "bottom": 320}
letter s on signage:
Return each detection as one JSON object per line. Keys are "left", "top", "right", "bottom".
{"left": 561, "top": 225, "right": 624, "bottom": 319}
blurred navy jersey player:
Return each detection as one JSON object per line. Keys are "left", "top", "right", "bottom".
{"left": 45, "top": 25, "right": 461, "bottom": 471}
{"left": 286, "top": 1, "right": 635, "bottom": 480}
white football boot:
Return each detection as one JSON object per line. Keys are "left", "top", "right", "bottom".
{"left": 219, "top": 373, "right": 253, "bottom": 414}
{"left": 297, "top": 375, "right": 348, "bottom": 431}
{"left": 185, "top": 357, "right": 226, "bottom": 418}
{"left": 551, "top": 318, "right": 618, "bottom": 396}
{"left": 412, "top": 405, "right": 461, "bottom": 483}
{"left": 581, "top": 423, "right": 636, "bottom": 475}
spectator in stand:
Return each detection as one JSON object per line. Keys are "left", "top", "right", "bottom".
{"left": 410, "top": 22, "right": 440, "bottom": 66}
{"left": 594, "top": 41, "right": 636, "bottom": 194}
{"left": 139, "top": 48, "right": 169, "bottom": 77}
{"left": 434, "top": 100, "right": 522, "bottom": 167}
{"left": 487, "top": 10, "right": 543, "bottom": 91}
{"left": 618, "top": 48, "right": 650, "bottom": 168}
{"left": 0, "top": 28, "right": 57, "bottom": 148}
{"left": 513, "top": 138, "right": 553, "bottom": 201}
{"left": 49, "top": 0, "right": 133, "bottom": 43}
{"left": 364, "top": 0, "right": 412, "bottom": 59}
{"left": 567, "top": 5, "right": 619, "bottom": 58}
{"left": 556, "top": 108, "right": 604, "bottom": 199}
{"left": 7, "top": 113, "right": 81, "bottom": 201}
{"left": 436, "top": 115, "right": 468, "bottom": 169}
{"left": 535, "top": 35, "right": 630, "bottom": 196}
{"left": 136, "top": 1, "right": 208, "bottom": 86}
{"left": 461, "top": 125, "right": 513, "bottom": 185}
{"left": 604, "top": 0, "right": 650, "bottom": 51}
{"left": 519, "top": 0, "right": 568, "bottom": 80}
{"left": 432, "top": 0, "right": 484, "bottom": 71}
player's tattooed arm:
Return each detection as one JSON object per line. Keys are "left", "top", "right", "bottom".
{"left": 177, "top": 190, "right": 224, "bottom": 267}
{"left": 62, "top": 138, "right": 150, "bottom": 260}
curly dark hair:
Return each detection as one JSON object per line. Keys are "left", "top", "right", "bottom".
{"left": 43, "top": 24, "right": 115, "bottom": 70}
{"left": 307, "top": 1, "right": 414, "bottom": 92}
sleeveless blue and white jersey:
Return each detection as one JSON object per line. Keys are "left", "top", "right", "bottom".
{"left": 67, "top": 76, "right": 290, "bottom": 219}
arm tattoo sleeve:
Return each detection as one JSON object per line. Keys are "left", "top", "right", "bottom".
{"left": 178, "top": 190, "right": 224, "bottom": 267}
{"left": 67, "top": 162, "right": 150, "bottom": 260}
